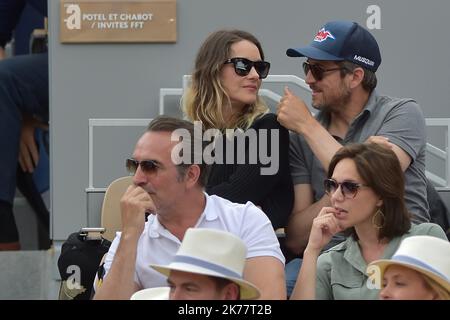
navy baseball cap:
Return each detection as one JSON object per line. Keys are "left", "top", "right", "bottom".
{"left": 286, "top": 21, "right": 381, "bottom": 72}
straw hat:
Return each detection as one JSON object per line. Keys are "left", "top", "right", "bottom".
{"left": 150, "top": 228, "right": 260, "bottom": 300}
{"left": 130, "top": 287, "right": 170, "bottom": 300}
{"left": 369, "top": 235, "right": 450, "bottom": 292}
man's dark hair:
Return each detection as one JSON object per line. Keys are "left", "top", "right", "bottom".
{"left": 339, "top": 61, "right": 377, "bottom": 92}
{"left": 147, "top": 116, "right": 210, "bottom": 187}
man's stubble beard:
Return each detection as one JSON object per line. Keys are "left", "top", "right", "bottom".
{"left": 312, "top": 84, "right": 352, "bottom": 114}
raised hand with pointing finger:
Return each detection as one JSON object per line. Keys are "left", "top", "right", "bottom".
{"left": 282, "top": 20, "right": 429, "bottom": 265}
{"left": 277, "top": 86, "right": 314, "bottom": 133}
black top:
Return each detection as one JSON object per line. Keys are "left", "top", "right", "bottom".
{"left": 206, "top": 113, "right": 294, "bottom": 229}
{"left": 0, "top": 0, "right": 47, "bottom": 48}
{"left": 0, "top": 0, "right": 47, "bottom": 47}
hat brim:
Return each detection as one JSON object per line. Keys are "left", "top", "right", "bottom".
{"left": 369, "top": 259, "right": 450, "bottom": 293}
{"left": 130, "top": 287, "right": 170, "bottom": 300}
{"left": 286, "top": 45, "right": 344, "bottom": 61}
{"left": 150, "top": 263, "right": 260, "bottom": 300}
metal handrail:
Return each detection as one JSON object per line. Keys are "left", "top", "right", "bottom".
{"left": 425, "top": 118, "right": 450, "bottom": 189}
{"left": 158, "top": 75, "right": 450, "bottom": 189}
{"left": 87, "top": 118, "right": 151, "bottom": 191}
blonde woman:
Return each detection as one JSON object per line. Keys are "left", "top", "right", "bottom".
{"left": 183, "top": 30, "right": 293, "bottom": 229}
{"left": 290, "top": 143, "right": 447, "bottom": 300}
{"left": 369, "top": 235, "right": 450, "bottom": 300}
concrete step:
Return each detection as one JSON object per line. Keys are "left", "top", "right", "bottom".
{"left": 0, "top": 249, "right": 60, "bottom": 299}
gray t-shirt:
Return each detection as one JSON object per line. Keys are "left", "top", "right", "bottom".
{"left": 289, "top": 90, "right": 429, "bottom": 223}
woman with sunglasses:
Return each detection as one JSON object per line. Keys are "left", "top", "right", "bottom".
{"left": 183, "top": 30, "right": 293, "bottom": 230}
{"left": 290, "top": 143, "right": 447, "bottom": 300}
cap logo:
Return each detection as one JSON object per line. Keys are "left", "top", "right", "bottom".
{"left": 353, "top": 55, "right": 375, "bottom": 67}
{"left": 314, "top": 28, "right": 335, "bottom": 42}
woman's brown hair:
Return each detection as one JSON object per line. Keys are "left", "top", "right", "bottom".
{"left": 182, "top": 29, "right": 268, "bottom": 131}
{"left": 328, "top": 143, "right": 411, "bottom": 240}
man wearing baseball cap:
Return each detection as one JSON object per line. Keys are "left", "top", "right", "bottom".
{"left": 277, "top": 21, "right": 429, "bottom": 291}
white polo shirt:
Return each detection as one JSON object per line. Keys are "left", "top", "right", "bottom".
{"left": 102, "top": 194, "right": 285, "bottom": 289}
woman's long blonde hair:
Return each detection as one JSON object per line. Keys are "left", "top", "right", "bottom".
{"left": 182, "top": 29, "right": 269, "bottom": 131}
{"left": 422, "top": 275, "right": 450, "bottom": 300}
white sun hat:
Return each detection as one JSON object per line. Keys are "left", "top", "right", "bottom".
{"left": 130, "top": 287, "right": 170, "bottom": 300}
{"left": 150, "top": 228, "right": 260, "bottom": 300}
{"left": 369, "top": 235, "right": 450, "bottom": 293}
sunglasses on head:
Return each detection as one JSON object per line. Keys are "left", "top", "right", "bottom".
{"left": 224, "top": 57, "right": 270, "bottom": 79}
{"left": 126, "top": 158, "right": 159, "bottom": 175}
{"left": 323, "top": 178, "right": 367, "bottom": 199}
{"left": 302, "top": 61, "right": 345, "bottom": 81}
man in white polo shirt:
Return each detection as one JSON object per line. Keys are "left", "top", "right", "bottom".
{"left": 94, "top": 116, "right": 285, "bottom": 300}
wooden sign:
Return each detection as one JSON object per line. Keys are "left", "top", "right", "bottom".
{"left": 60, "top": 0, "right": 176, "bottom": 43}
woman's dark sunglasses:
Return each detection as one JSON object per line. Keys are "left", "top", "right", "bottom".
{"left": 126, "top": 158, "right": 159, "bottom": 175}
{"left": 302, "top": 61, "right": 345, "bottom": 81}
{"left": 224, "top": 57, "right": 270, "bottom": 79}
{"left": 323, "top": 178, "right": 367, "bottom": 199}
